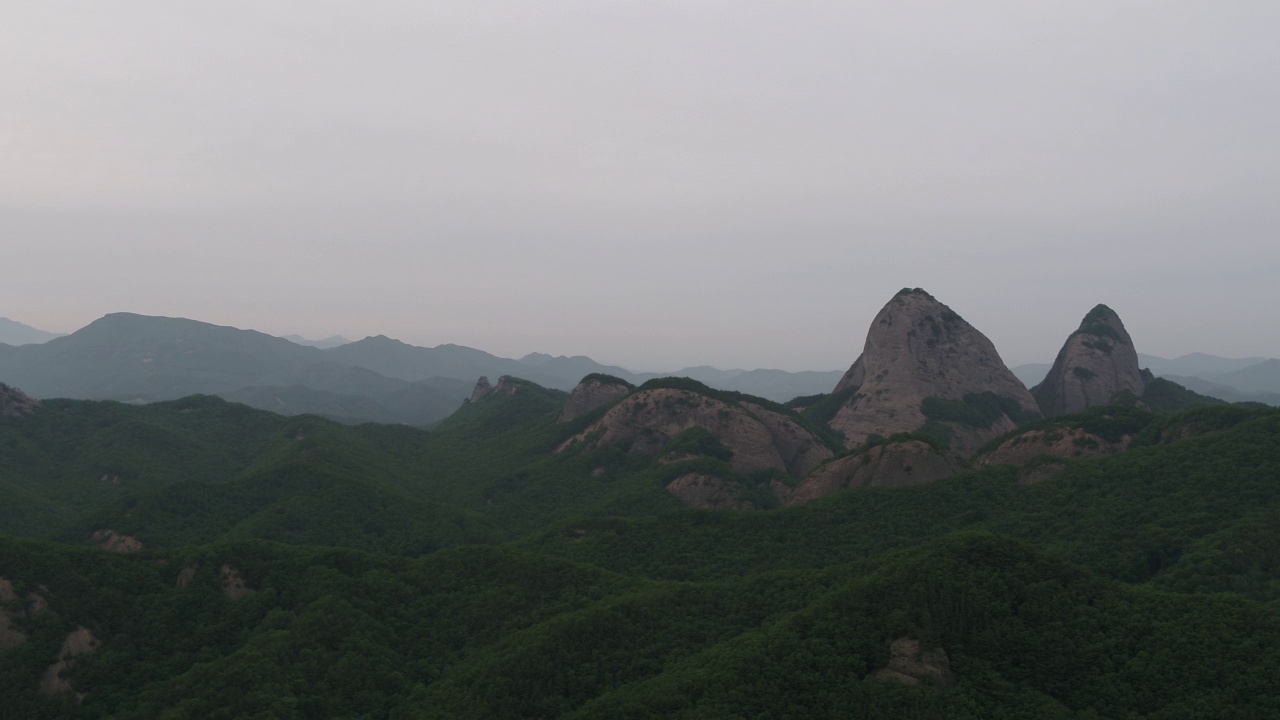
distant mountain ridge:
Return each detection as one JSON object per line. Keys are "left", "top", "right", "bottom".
{"left": 1136, "top": 352, "right": 1270, "bottom": 377}
{"left": 283, "top": 334, "right": 351, "bottom": 349}
{"left": 1017, "top": 353, "right": 1279, "bottom": 406}
{"left": 0, "top": 313, "right": 843, "bottom": 425}
{"left": 0, "top": 317, "right": 62, "bottom": 346}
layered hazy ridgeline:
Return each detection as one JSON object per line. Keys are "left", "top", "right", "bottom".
{"left": 2, "top": 290, "right": 1280, "bottom": 717}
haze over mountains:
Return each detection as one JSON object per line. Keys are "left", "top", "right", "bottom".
{"left": 0, "top": 318, "right": 63, "bottom": 346}
{"left": 0, "top": 313, "right": 844, "bottom": 425}
{"left": 3, "top": 307, "right": 1276, "bottom": 430}
{"left": 5, "top": 289, "right": 1280, "bottom": 716}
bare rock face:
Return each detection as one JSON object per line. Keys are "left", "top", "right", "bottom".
{"left": 220, "top": 565, "right": 251, "bottom": 601}
{"left": 469, "top": 376, "right": 494, "bottom": 403}
{"left": 556, "top": 387, "right": 833, "bottom": 477}
{"left": 558, "top": 375, "right": 634, "bottom": 423}
{"left": 0, "top": 382, "right": 40, "bottom": 418}
{"left": 786, "top": 440, "right": 966, "bottom": 506}
{"left": 872, "top": 638, "right": 953, "bottom": 689}
{"left": 738, "top": 402, "right": 834, "bottom": 477}
{"left": 490, "top": 377, "right": 521, "bottom": 397}
{"left": 91, "top": 529, "right": 142, "bottom": 553}
{"left": 666, "top": 473, "right": 755, "bottom": 510}
{"left": 1033, "top": 305, "right": 1146, "bottom": 416}
{"left": 833, "top": 355, "right": 864, "bottom": 394}
{"left": 0, "top": 612, "right": 26, "bottom": 651}
{"left": 40, "top": 627, "right": 99, "bottom": 697}
{"left": 175, "top": 565, "right": 198, "bottom": 590}
{"left": 829, "top": 289, "right": 1038, "bottom": 456}
{"left": 974, "top": 426, "right": 1131, "bottom": 473}
{"left": 0, "top": 577, "right": 28, "bottom": 651}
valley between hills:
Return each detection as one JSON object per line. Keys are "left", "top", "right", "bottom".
{"left": 3, "top": 288, "right": 1280, "bottom": 718}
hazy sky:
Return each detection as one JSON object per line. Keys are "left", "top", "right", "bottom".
{"left": 4, "top": 2, "right": 1278, "bottom": 371}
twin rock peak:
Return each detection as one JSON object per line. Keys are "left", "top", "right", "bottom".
{"left": 828, "top": 290, "right": 1146, "bottom": 448}
{"left": 498, "top": 289, "right": 1146, "bottom": 507}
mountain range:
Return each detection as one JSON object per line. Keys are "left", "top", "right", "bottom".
{"left": 0, "top": 313, "right": 842, "bottom": 425}
{"left": 2, "top": 288, "right": 1280, "bottom": 716}
{"left": 0, "top": 317, "right": 63, "bottom": 346}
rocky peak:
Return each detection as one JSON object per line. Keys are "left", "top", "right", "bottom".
{"left": 468, "top": 376, "right": 493, "bottom": 403}
{"left": 828, "top": 289, "right": 1039, "bottom": 455}
{"left": 0, "top": 382, "right": 40, "bottom": 418}
{"left": 558, "top": 374, "right": 635, "bottom": 423}
{"left": 1032, "top": 304, "right": 1146, "bottom": 416}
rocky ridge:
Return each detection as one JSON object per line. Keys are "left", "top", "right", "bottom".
{"left": 974, "top": 427, "right": 1132, "bottom": 483}
{"left": 558, "top": 374, "right": 634, "bottom": 423}
{"left": 557, "top": 385, "right": 833, "bottom": 479}
{"left": 784, "top": 439, "right": 967, "bottom": 506}
{"left": 1033, "top": 305, "right": 1147, "bottom": 416}
{"left": 0, "top": 382, "right": 40, "bottom": 418}
{"left": 468, "top": 375, "right": 523, "bottom": 404}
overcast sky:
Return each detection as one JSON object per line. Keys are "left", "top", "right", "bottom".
{"left": 3, "top": 2, "right": 1278, "bottom": 371}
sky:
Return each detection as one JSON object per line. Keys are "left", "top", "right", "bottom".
{"left": 3, "top": 2, "right": 1278, "bottom": 372}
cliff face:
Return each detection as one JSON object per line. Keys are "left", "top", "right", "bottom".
{"left": 1033, "top": 305, "right": 1146, "bottom": 416}
{"left": 556, "top": 387, "right": 832, "bottom": 477}
{"left": 558, "top": 375, "right": 633, "bottom": 423}
{"left": 785, "top": 440, "right": 966, "bottom": 506}
{"left": 469, "top": 376, "right": 494, "bottom": 403}
{"left": 828, "top": 289, "right": 1039, "bottom": 456}
{"left": 0, "top": 382, "right": 40, "bottom": 418}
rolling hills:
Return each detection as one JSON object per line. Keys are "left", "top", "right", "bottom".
{"left": 4, "top": 292, "right": 1280, "bottom": 717}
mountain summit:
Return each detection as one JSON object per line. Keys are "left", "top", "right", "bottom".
{"left": 828, "top": 288, "right": 1039, "bottom": 454}
{"left": 1033, "top": 304, "right": 1146, "bottom": 416}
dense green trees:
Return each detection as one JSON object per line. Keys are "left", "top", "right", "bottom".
{"left": 3, "top": 391, "right": 1280, "bottom": 716}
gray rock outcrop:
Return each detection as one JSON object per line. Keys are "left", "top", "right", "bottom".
{"left": 468, "top": 376, "right": 494, "bottom": 403}
{"left": 556, "top": 388, "right": 833, "bottom": 477}
{"left": 974, "top": 425, "right": 1131, "bottom": 471}
{"left": 872, "top": 638, "right": 953, "bottom": 689}
{"left": 828, "top": 289, "right": 1039, "bottom": 455}
{"left": 785, "top": 440, "right": 967, "bottom": 506}
{"left": 558, "top": 375, "right": 634, "bottom": 423}
{"left": 468, "top": 375, "right": 522, "bottom": 404}
{"left": 0, "top": 577, "right": 28, "bottom": 651}
{"left": 40, "top": 627, "right": 99, "bottom": 697}
{"left": 0, "top": 382, "right": 40, "bottom": 418}
{"left": 1032, "top": 304, "right": 1146, "bottom": 416}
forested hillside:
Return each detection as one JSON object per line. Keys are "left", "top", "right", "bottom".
{"left": 2, "top": 378, "right": 1280, "bottom": 717}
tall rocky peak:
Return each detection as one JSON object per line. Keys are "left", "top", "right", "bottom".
{"left": 558, "top": 374, "right": 634, "bottom": 423}
{"left": 469, "top": 376, "right": 494, "bottom": 403}
{"left": 0, "top": 382, "right": 40, "bottom": 418}
{"left": 1032, "top": 304, "right": 1146, "bottom": 416}
{"left": 828, "top": 289, "right": 1039, "bottom": 455}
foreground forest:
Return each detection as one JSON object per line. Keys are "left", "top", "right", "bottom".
{"left": 2, "top": 378, "right": 1280, "bottom": 718}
